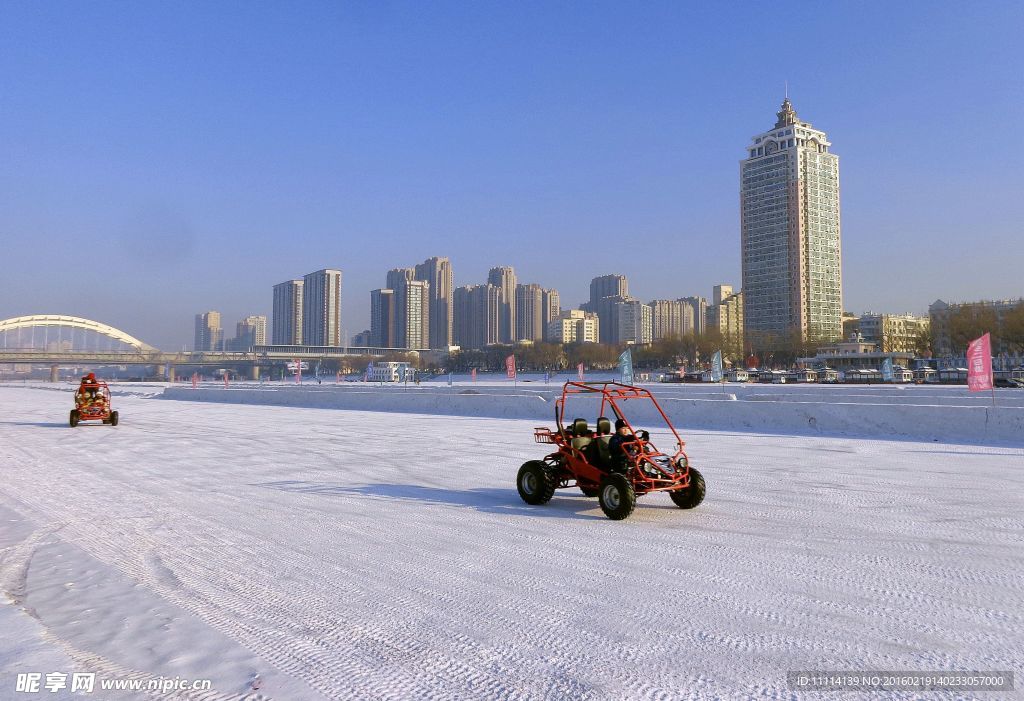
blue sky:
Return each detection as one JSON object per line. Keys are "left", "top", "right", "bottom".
{"left": 1, "top": 1, "right": 1021, "bottom": 349}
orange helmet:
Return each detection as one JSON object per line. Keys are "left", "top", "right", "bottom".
{"left": 87, "top": 373, "right": 96, "bottom": 381}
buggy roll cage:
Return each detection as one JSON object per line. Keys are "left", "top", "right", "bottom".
{"left": 553, "top": 381, "right": 686, "bottom": 459}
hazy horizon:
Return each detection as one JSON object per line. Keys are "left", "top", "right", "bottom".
{"left": 2, "top": 2, "right": 1022, "bottom": 350}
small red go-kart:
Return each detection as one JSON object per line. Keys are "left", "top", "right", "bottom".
{"left": 70, "top": 378, "right": 119, "bottom": 427}
{"left": 517, "top": 382, "right": 705, "bottom": 520}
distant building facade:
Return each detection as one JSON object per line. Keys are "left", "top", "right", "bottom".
{"left": 547, "top": 310, "right": 600, "bottom": 344}
{"left": 272, "top": 280, "right": 304, "bottom": 345}
{"left": 515, "top": 283, "right": 545, "bottom": 342}
{"left": 741, "top": 98, "right": 842, "bottom": 346}
{"left": 680, "top": 297, "right": 707, "bottom": 336}
{"left": 487, "top": 266, "right": 517, "bottom": 344}
{"left": 650, "top": 299, "right": 693, "bottom": 340}
{"left": 707, "top": 285, "right": 744, "bottom": 356}
{"left": 414, "top": 257, "right": 453, "bottom": 348}
{"left": 858, "top": 313, "right": 929, "bottom": 354}
{"left": 194, "top": 311, "right": 222, "bottom": 351}
{"left": 229, "top": 315, "right": 267, "bottom": 351}
{"left": 617, "top": 299, "right": 653, "bottom": 345}
{"left": 302, "top": 269, "right": 342, "bottom": 347}
{"left": 369, "top": 289, "right": 395, "bottom": 348}
{"left": 930, "top": 298, "right": 1024, "bottom": 356}
{"left": 453, "top": 284, "right": 501, "bottom": 350}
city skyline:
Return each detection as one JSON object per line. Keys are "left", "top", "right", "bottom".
{"left": 2, "top": 4, "right": 1022, "bottom": 350}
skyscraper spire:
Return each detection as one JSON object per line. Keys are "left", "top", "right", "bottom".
{"left": 775, "top": 96, "right": 798, "bottom": 128}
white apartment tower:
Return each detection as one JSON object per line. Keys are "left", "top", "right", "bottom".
{"left": 741, "top": 98, "right": 842, "bottom": 346}
{"left": 414, "top": 257, "right": 454, "bottom": 349}
{"left": 302, "top": 269, "right": 342, "bottom": 346}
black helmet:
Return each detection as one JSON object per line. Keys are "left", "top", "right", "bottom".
{"left": 614, "top": 419, "right": 627, "bottom": 430}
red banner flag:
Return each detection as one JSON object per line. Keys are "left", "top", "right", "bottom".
{"left": 471, "top": 368, "right": 477, "bottom": 382}
{"left": 577, "top": 362, "right": 584, "bottom": 381}
{"left": 223, "top": 374, "right": 229, "bottom": 389}
{"left": 191, "top": 372, "right": 198, "bottom": 389}
{"left": 967, "top": 333, "right": 993, "bottom": 392}
{"left": 506, "top": 355, "right": 516, "bottom": 379}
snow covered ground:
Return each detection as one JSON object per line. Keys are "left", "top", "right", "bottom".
{"left": 1, "top": 384, "right": 1022, "bottom": 700}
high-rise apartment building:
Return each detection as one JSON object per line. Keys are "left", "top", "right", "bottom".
{"left": 741, "top": 98, "right": 842, "bottom": 346}
{"left": 680, "top": 297, "right": 707, "bottom": 336}
{"left": 617, "top": 299, "right": 653, "bottom": 345}
{"left": 194, "top": 311, "right": 222, "bottom": 351}
{"left": 370, "top": 289, "right": 395, "bottom": 347}
{"left": 542, "top": 289, "right": 560, "bottom": 341}
{"left": 395, "top": 279, "right": 430, "bottom": 349}
{"left": 590, "top": 275, "right": 629, "bottom": 304}
{"left": 650, "top": 299, "right": 692, "bottom": 340}
{"left": 707, "top": 285, "right": 744, "bottom": 356}
{"left": 272, "top": 280, "right": 304, "bottom": 345}
{"left": 487, "top": 267, "right": 517, "bottom": 344}
{"left": 414, "top": 257, "right": 454, "bottom": 349}
{"left": 515, "top": 283, "right": 545, "bottom": 342}
{"left": 302, "top": 269, "right": 342, "bottom": 346}
{"left": 453, "top": 284, "right": 500, "bottom": 350}
{"left": 231, "top": 315, "right": 267, "bottom": 350}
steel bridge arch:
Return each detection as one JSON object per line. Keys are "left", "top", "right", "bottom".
{"left": 0, "top": 315, "right": 158, "bottom": 352}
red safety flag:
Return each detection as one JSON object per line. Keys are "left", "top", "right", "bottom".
{"left": 506, "top": 355, "right": 516, "bottom": 379}
{"left": 966, "top": 333, "right": 993, "bottom": 392}
{"left": 577, "top": 362, "right": 584, "bottom": 381}
{"left": 191, "top": 372, "right": 198, "bottom": 389}
{"left": 471, "top": 368, "right": 477, "bottom": 382}
{"left": 223, "top": 374, "right": 229, "bottom": 389}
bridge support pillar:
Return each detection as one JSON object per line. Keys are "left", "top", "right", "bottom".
{"left": 167, "top": 366, "right": 176, "bottom": 383}
{"left": 156, "top": 364, "right": 166, "bottom": 379}
{"left": 249, "top": 365, "right": 260, "bottom": 381}
{"left": 49, "top": 365, "right": 59, "bottom": 383}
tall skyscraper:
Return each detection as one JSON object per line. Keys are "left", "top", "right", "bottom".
{"left": 583, "top": 275, "right": 630, "bottom": 344}
{"left": 650, "top": 299, "right": 687, "bottom": 340}
{"left": 680, "top": 296, "right": 707, "bottom": 336}
{"left": 487, "top": 266, "right": 517, "bottom": 344}
{"left": 741, "top": 98, "right": 842, "bottom": 346}
{"left": 453, "top": 284, "right": 500, "bottom": 350}
{"left": 232, "top": 315, "right": 267, "bottom": 350}
{"left": 589, "top": 275, "right": 629, "bottom": 305}
{"left": 617, "top": 299, "right": 652, "bottom": 345}
{"left": 272, "top": 279, "right": 304, "bottom": 345}
{"left": 542, "top": 288, "right": 560, "bottom": 341}
{"left": 302, "top": 269, "right": 342, "bottom": 346}
{"left": 414, "top": 257, "right": 454, "bottom": 349}
{"left": 515, "top": 283, "right": 545, "bottom": 342}
{"left": 194, "top": 311, "right": 222, "bottom": 351}
{"left": 395, "top": 279, "right": 430, "bottom": 349}
{"left": 370, "top": 288, "right": 395, "bottom": 347}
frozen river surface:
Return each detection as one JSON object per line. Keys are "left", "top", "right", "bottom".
{"left": 0, "top": 385, "right": 1021, "bottom": 700}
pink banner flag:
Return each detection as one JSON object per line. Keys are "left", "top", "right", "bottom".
{"left": 295, "top": 359, "right": 301, "bottom": 384}
{"left": 506, "top": 355, "right": 516, "bottom": 379}
{"left": 191, "top": 372, "right": 198, "bottom": 389}
{"left": 223, "top": 374, "right": 229, "bottom": 389}
{"left": 471, "top": 368, "right": 477, "bottom": 382}
{"left": 967, "top": 333, "right": 993, "bottom": 392}
{"left": 577, "top": 362, "right": 584, "bottom": 381}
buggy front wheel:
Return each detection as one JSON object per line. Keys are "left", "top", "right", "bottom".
{"left": 109, "top": 411, "right": 119, "bottom": 427}
{"left": 669, "top": 468, "right": 706, "bottom": 509}
{"left": 69, "top": 410, "right": 79, "bottom": 428}
{"left": 517, "top": 461, "right": 555, "bottom": 505}
{"left": 598, "top": 474, "right": 636, "bottom": 520}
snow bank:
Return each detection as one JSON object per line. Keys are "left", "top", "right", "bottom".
{"left": 162, "top": 385, "right": 1024, "bottom": 445}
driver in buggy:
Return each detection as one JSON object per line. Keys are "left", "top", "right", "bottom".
{"left": 77, "top": 373, "right": 103, "bottom": 407}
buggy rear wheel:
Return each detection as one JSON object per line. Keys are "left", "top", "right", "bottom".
{"left": 598, "top": 474, "right": 636, "bottom": 520}
{"left": 517, "top": 461, "right": 555, "bottom": 505}
{"left": 69, "top": 410, "right": 79, "bottom": 428}
{"left": 669, "top": 467, "right": 705, "bottom": 509}
{"left": 109, "top": 411, "right": 119, "bottom": 427}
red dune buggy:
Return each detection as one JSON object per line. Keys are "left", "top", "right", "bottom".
{"left": 70, "top": 378, "right": 119, "bottom": 427}
{"left": 517, "top": 382, "right": 705, "bottom": 520}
